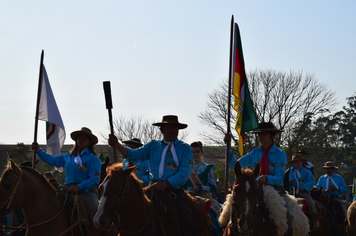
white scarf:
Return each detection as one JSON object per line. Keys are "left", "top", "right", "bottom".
{"left": 294, "top": 169, "right": 302, "bottom": 194}
{"left": 326, "top": 174, "right": 338, "bottom": 190}
{"left": 74, "top": 149, "right": 85, "bottom": 167}
{"left": 159, "top": 141, "right": 179, "bottom": 178}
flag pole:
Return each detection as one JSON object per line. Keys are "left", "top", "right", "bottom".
{"left": 224, "top": 15, "right": 234, "bottom": 196}
{"left": 103, "top": 81, "right": 118, "bottom": 163}
{"left": 33, "top": 50, "right": 44, "bottom": 169}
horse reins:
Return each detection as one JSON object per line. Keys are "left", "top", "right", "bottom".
{"left": 0, "top": 169, "right": 23, "bottom": 212}
{"left": 112, "top": 176, "right": 155, "bottom": 235}
{"left": 227, "top": 178, "right": 265, "bottom": 236}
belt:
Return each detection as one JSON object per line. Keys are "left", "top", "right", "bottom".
{"left": 329, "top": 194, "right": 339, "bottom": 199}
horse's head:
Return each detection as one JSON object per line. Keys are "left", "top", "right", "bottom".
{"left": 230, "top": 161, "right": 260, "bottom": 235}
{"left": 94, "top": 163, "right": 139, "bottom": 231}
{"left": 0, "top": 160, "right": 22, "bottom": 217}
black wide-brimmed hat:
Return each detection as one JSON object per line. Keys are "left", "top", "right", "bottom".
{"left": 122, "top": 138, "right": 143, "bottom": 147}
{"left": 152, "top": 115, "right": 188, "bottom": 129}
{"left": 249, "top": 122, "right": 283, "bottom": 133}
{"left": 71, "top": 127, "right": 98, "bottom": 145}
{"left": 322, "top": 161, "right": 338, "bottom": 169}
{"left": 288, "top": 153, "right": 306, "bottom": 163}
{"left": 297, "top": 149, "right": 309, "bottom": 155}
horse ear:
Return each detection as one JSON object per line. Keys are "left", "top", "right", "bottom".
{"left": 125, "top": 164, "right": 138, "bottom": 175}
{"left": 253, "top": 162, "right": 260, "bottom": 178}
{"left": 234, "top": 161, "right": 242, "bottom": 177}
{"left": 9, "top": 160, "right": 21, "bottom": 175}
{"left": 104, "top": 156, "right": 110, "bottom": 165}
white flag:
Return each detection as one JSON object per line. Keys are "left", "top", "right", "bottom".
{"left": 38, "top": 65, "right": 66, "bottom": 172}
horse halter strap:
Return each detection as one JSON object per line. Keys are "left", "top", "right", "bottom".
{"left": 115, "top": 176, "right": 130, "bottom": 212}
{"left": 0, "top": 168, "right": 23, "bottom": 211}
{"left": 229, "top": 176, "right": 260, "bottom": 236}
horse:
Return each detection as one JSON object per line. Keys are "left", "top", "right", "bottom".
{"left": 346, "top": 200, "right": 356, "bottom": 236}
{"left": 220, "top": 161, "right": 278, "bottom": 236}
{"left": 220, "top": 161, "right": 310, "bottom": 236}
{"left": 307, "top": 199, "right": 330, "bottom": 236}
{"left": 0, "top": 160, "right": 116, "bottom": 236}
{"left": 93, "top": 163, "right": 213, "bottom": 236}
{"left": 311, "top": 188, "right": 347, "bottom": 236}
{"left": 283, "top": 174, "right": 329, "bottom": 235}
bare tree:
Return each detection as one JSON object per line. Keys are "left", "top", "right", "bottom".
{"left": 100, "top": 115, "right": 189, "bottom": 144}
{"left": 199, "top": 69, "right": 337, "bottom": 155}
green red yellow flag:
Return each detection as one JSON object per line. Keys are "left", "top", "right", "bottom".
{"left": 232, "top": 23, "right": 258, "bottom": 156}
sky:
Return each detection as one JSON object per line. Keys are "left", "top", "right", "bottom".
{"left": 0, "top": 1, "right": 355, "bottom": 146}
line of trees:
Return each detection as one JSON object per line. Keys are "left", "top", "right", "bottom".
{"left": 199, "top": 68, "right": 356, "bottom": 184}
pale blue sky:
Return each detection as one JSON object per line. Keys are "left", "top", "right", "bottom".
{"left": 1, "top": 1, "right": 355, "bottom": 145}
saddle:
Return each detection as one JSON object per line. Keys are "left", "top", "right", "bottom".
{"left": 294, "top": 197, "right": 308, "bottom": 214}
{"left": 144, "top": 187, "right": 211, "bottom": 236}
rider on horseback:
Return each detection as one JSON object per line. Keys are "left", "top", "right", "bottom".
{"left": 108, "top": 115, "right": 200, "bottom": 236}
{"left": 314, "top": 161, "right": 348, "bottom": 220}
{"left": 32, "top": 127, "right": 102, "bottom": 236}
{"left": 225, "top": 122, "right": 295, "bottom": 236}
{"left": 288, "top": 153, "right": 318, "bottom": 230}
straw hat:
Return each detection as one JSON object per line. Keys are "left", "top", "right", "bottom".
{"left": 288, "top": 153, "right": 305, "bottom": 163}
{"left": 249, "top": 122, "right": 283, "bottom": 133}
{"left": 70, "top": 127, "right": 98, "bottom": 145}
{"left": 152, "top": 115, "right": 187, "bottom": 129}
{"left": 322, "top": 161, "right": 338, "bottom": 169}
{"left": 122, "top": 138, "right": 143, "bottom": 147}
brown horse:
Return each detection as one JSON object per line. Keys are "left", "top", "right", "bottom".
{"left": 222, "top": 161, "right": 277, "bottom": 236}
{"left": 303, "top": 197, "right": 329, "bottom": 236}
{"left": 346, "top": 200, "right": 356, "bottom": 236}
{"left": 0, "top": 160, "right": 116, "bottom": 236}
{"left": 311, "top": 188, "right": 347, "bottom": 236}
{"left": 94, "top": 163, "right": 213, "bottom": 236}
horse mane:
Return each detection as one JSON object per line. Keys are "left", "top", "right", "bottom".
{"left": 106, "top": 163, "right": 149, "bottom": 202}
{"left": 20, "top": 166, "right": 57, "bottom": 193}
{"left": 218, "top": 193, "right": 233, "bottom": 227}
{"left": 107, "top": 163, "right": 142, "bottom": 182}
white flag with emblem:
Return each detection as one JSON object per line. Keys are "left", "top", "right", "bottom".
{"left": 38, "top": 65, "right": 66, "bottom": 172}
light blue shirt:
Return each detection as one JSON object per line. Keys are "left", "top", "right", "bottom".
{"left": 125, "top": 139, "right": 193, "bottom": 189}
{"left": 122, "top": 159, "right": 150, "bottom": 186}
{"left": 37, "top": 148, "right": 101, "bottom": 193}
{"left": 228, "top": 144, "right": 287, "bottom": 186}
{"left": 315, "top": 173, "right": 348, "bottom": 195}
{"left": 289, "top": 167, "right": 315, "bottom": 191}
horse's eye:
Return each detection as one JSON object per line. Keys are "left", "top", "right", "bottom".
{"left": 115, "top": 187, "right": 120, "bottom": 193}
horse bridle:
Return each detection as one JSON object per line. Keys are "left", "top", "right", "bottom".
{"left": 0, "top": 168, "right": 76, "bottom": 236}
{"left": 0, "top": 168, "right": 23, "bottom": 213}
{"left": 227, "top": 178, "right": 265, "bottom": 236}
{"left": 111, "top": 176, "right": 155, "bottom": 236}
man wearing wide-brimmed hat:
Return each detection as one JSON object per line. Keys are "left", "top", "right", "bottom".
{"left": 315, "top": 161, "right": 348, "bottom": 196}
{"left": 121, "top": 138, "right": 150, "bottom": 186}
{"left": 109, "top": 115, "right": 198, "bottom": 236}
{"left": 288, "top": 153, "right": 318, "bottom": 230}
{"left": 315, "top": 161, "right": 348, "bottom": 219}
{"left": 33, "top": 127, "right": 102, "bottom": 236}
{"left": 297, "top": 149, "right": 314, "bottom": 175}
{"left": 227, "top": 122, "right": 287, "bottom": 187}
